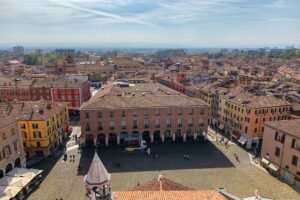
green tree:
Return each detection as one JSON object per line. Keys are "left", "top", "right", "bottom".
{"left": 23, "top": 53, "right": 39, "bottom": 65}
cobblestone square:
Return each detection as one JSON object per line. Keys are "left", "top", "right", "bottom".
{"left": 27, "top": 133, "right": 300, "bottom": 200}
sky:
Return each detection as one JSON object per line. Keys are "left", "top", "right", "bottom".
{"left": 0, "top": 0, "right": 300, "bottom": 48}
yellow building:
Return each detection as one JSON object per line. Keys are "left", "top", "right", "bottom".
{"left": 18, "top": 100, "right": 69, "bottom": 158}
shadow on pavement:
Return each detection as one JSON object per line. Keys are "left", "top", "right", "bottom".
{"left": 77, "top": 140, "right": 234, "bottom": 175}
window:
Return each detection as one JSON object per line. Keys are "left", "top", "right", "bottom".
{"left": 121, "top": 120, "right": 126, "bottom": 128}
{"left": 36, "top": 142, "right": 41, "bottom": 147}
{"left": 3, "top": 145, "right": 11, "bottom": 158}
{"left": 166, "top": 118, "right": 171, "bottom": 127}
{"left": 167, "top": 109, "right": 171, "bottom": 115}
{"left": 133, "top": 120, "right": 137, "bottom": 129}
{"left": 156, "top": 119, "right": 160, "bottom": 128}
{"left": 188, "top": 118, "right": 193, "bottom": 126}
{"left": 98, "top": 112, "right": 102, "bottom": 118}
{"left": 200, "top": 107, "right": 204, "bottom": 114}
{"left": 275, "top": 132, "right": 278, "bottom": 140}
{"left": 133, "top": 111, "right": 138, "bottom": 117}
{"left": 261, "top": 127, "right": 264, "bottom": 132}
{"left": 98, "top": 122, "right": 103, "bottom": 130}
{"left": 255, "top": 118, "right": 258, "bottom": 124}
{"left": 144, "top": 109, "right": 149, "bottom": 116}
{"left": 85, "top": 122, "right": 90, "bottom": 131}
{"left": 32, "top": 124, "right": 39, "bottom": 129}
{"left": 109, "top": 121, "right": 115, "bottom": 129}
{"left": 110, "top": 112, "right": 114, "bottom": 118}
{"left": 245, "top": 126, "right": 248, "bottom": 133}
{"left": 254, "top": 128, "right": 257, "bottom": 133}
{"left": 121, "top": 111, "right": 126, "bottom": 117}
{"left": 178, "top": 109, "right": 183, "bottom": 115}
{"left": 13, "top": 141, "right": 18, "bottom": 152}
{"left": 156, "top": 109, "right": 160, "bottom": 115}
{"left": 292, "top": 155, "right": 298, "bottom": 166}
{"left": 20, "top": 124, "right": 26, "bottom": 129}
{"left": 22, "top": 131, "right": 27, "bottom": 138}
{"left": 144, "top": 119, "right": 149, "bottom": 128}
{"left": 291, "top": 139, "right": 296, "bottom": 148}
{"left": 281, "top": 135, "right": 285, "bottom": 144}
{"left": 34, "top": 131, "right": 42, "bottom": 138}
{"left": 189, "top": 109, "right": 193, "bottom": 115}
{"left": 275, "top": 147, "right": 280, "bottom": 157}
{"left": 177, "top": 118, "right": 182, "bottom": 127}
{"left": 85, "top": 112, "right": 89, "bottom": 118}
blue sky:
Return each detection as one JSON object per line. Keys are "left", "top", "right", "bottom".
{"left": 0, "top": 0, "right": 299, "bottom": 48}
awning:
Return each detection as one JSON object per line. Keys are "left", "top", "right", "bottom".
{"left": 261, "top": 158, "right": 270, "bottom": 165}
{"left": 218, "top": 123, "right": 225, "bottom": 130}
{"left": 238, "top": 136, "right": 247, "bottom": 145}
{"left": 268, "top": 163, "right": 280, "bottom": 172}
{"left": 231, "top": 132, "right": 240, "bottom": 140}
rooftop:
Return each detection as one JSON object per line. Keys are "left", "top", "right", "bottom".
{"left": 81, "top": 82, "right": 207, "bottom": 110}
{"left": 264, "top": 119, "right": 300, "bottom": 139}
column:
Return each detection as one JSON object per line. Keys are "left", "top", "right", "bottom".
{"left": 150, "top": 134, "right": 154, "bottom": 143}
{"left": 105, "top": 136, "right": 109, "bottom": 146}
{"left": 172, "top": 133, "right": 176, "bottom": 142}
{"left": 93, "top": 138, "right": 97, "bottom": 146}
{"left": 183, "top": 133, "right": 186, "bottom": 142}
{"left": 117, "top": 135, "right": 120, "bottom": 145}
{"left": 204, "top": 131, "right": 207, "bottom": 140}
{"left": 161, "top": 134, "right": 165, "bottom": 143}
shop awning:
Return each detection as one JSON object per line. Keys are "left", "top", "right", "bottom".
{"left": 261, "top": 157, "right": 270, "bottom": 165}
{"left": 218, "top": 123, "right": 225, "bottom": 130}
{"left": 268, "top": 163, "right": 280, "bottom": 172}
{"left": 6, "top": 168, "right": 43, "bottom": 179}
{"left": 238, "top": 136, "right": 247, "bottom": 145}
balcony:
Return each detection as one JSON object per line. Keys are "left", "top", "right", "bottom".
{"left": 156, "top": 125, "right": 160, "bottom": 128}
{"left": 188, "top": 124, "right": 193, "bottom": 127}
{"left": 133, "top": 125, "right": 138, "bottom": 129}
{"left": 144, "top": 125, "right": 149, "bottom": 128}
{"left": 177, "top": 124, "right": 182, "bottom": 128}
{"left": 110, "top": 127, "right": 114, "bottom": 130}
{"left": 167, "top": 124, "right": 171, "bottom": 128}
{"left": 199, "top": 123, "right": 204, "bottom": 127}
{"left": 98, "top": 127, "right": 103, "bottom": 131}
{"left": 121, "top": 126, "right": 126, "bottom": 129}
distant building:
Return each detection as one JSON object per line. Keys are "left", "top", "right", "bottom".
{"left": 261, "top": 119, "right": 300, "bottom": 188}
{"left": 12, "top": 46, "right": 24, "bottom": 57}
{"left": 80, "top": 80, "right": 208, "bottom": 146}
{"left": 54, "top": 48, "right": 75, "bottom": 56}
{"left": 35, "top": 48, "right": 43, "bottom": 55}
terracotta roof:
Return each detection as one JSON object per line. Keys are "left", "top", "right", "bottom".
{"left": 81, "top": 82, "right": 207, "bottom": 110}
{"left": 264, "top": 119, "right": 300, "bottom": 139}
{"left": 113, "top": 190, "right": 225, "bottom": 200}
{"left": 129, "top": 178, "right": 192, "bottom": 191}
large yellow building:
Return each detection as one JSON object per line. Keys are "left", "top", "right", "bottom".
{"left": 18, "top": 100, "right": 69, "bottom": 158}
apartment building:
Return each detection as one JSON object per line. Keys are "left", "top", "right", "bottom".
{"left": 261, "top": 119, "right": 300, "bottom": 188}
{"left": 19, "top": 100, "right": 69, "bottom": 158}
{"left": 80, "top": 81, "right": 209, "bottom": 147}
{"left": 218, "top": 91, "right": 291, "bottom": 149}
{"left": 0, "top": 102, "right": 26, "bottom": 179}
{"left": 0, "top": 77, "right": 91, "bottom": 114}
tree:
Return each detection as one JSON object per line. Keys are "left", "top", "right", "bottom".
{"left": 23, "top": 53, "right": 39, "bottom": 65}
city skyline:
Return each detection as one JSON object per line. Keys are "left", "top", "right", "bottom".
{"left": 0, "top": 0, "right": 300, "bottom": 48}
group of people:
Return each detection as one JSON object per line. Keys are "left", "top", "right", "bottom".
{"left": 216, "top": 136, "right": 230, "bottom": 147}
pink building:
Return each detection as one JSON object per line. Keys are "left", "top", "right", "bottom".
{"left": 80, "top": 81, "right": 209, "bottom": 146}
{"left": 261, "top": 119, "right": 300, "bottom": 188}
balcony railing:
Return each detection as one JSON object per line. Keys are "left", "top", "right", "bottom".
{"left": 167, "top": 124, "right": 171, "bottom": 128}
{"left": 144, "top": 125, "right": 149, "bottom": 128}
{"left": 133, "top": 125, "right": 138, "bottom": 129}
{"left": 156, "top": 125, "right": 160, "bottom": 128}
{"left": 177, "top": 124, "right": 182, "bottom": 127}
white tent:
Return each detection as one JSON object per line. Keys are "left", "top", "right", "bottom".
{"left": 84, "top": 153, "right": 111, "bottom": 186}
{"left": 6, "top": 168, "right": 43, "bottom": 179}
{"left": 0, "top": 176, "right": 31, "bottom": 188}
{"left": 0, "top": 185, "right": 23, "bottom": 200}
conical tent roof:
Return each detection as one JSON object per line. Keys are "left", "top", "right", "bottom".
{"left": 84, "top": 152, "right": 111, "bottom": 186}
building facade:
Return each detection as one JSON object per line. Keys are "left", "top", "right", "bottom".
{"left": 19, "top": 100, "right": 69, "bottom": 158}
{"left": 0, "top": 103, "right": 26, "bottom": 179}
{"left": 261, "top": 119, "right": 300, "bottom": 188}
{"left": 80, "top": 81, "right": 209, "bottom": 147}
